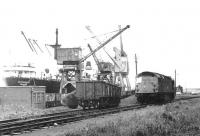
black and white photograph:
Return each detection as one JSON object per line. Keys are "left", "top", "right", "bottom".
{"left": 0, "top": 0, "right": 200, "bottom": 135}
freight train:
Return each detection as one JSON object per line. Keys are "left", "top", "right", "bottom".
{"left": 135, "top": 71, "right": 176, "bottom": 103}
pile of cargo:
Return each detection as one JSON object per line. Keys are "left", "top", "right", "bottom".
{"left": 61, "top": 91, "right": 78, "bottom": 109}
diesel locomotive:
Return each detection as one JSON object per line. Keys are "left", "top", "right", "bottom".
{"left": 135, "top": 71, "right": 176, "bottom": 103}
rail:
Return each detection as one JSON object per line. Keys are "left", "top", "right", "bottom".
{"left": 0, "top": 104, "right": 144, "bottom": 135}
{"left": 1, "top": 95, "right": 199, "bottom": 135}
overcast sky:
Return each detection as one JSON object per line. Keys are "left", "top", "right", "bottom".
{"left": 0, "top": 0, "right": 200, "bottom": 88}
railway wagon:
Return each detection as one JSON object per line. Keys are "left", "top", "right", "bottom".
{"left": 76, "top": 81, "right": 121, "bottom": 109}
{"left": 135, "top": 71, "right": 176, "bottom": 103}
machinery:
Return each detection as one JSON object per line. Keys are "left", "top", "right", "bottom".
{"left": 87, "top": 44, "right": 114, "bottom": 83}
{"left": 113, "top": 26, "right": 131, "bottom": 95}
{"left": 85, "top": 25, "right": 132, "bottom": 96}
{"left": 49, "top": 25, "right": 130, "bottom": 108}
{"left": 49, "top": 25, "right": 130, "bottom": 93}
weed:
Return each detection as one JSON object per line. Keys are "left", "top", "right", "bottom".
{"left": 64, "top": 98, "right": 200, "bottom": 136}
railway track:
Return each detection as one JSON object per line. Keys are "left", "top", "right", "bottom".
{"left": 0, "top": 104, "right": 146, "bottom": 135}
{"left": 0, "top": 109, "right": 83, "bottom": 125}
{"left": 0, "top": 94, "right": 199, "bottom": 135}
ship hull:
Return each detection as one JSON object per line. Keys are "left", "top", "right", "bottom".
{"left": 5, "top": 77, "right": 60, "bottom": 93}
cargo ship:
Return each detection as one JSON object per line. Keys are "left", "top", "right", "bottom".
{"left": 2, "top": 64, "right": 60, "bottom": 93}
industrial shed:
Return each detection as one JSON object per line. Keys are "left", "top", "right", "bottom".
{"left": 0, "top": 86, "right": 46, "bottom": 109}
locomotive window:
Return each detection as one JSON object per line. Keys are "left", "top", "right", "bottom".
{"left": 136, "top": 77, "right": 142, "bottom": 83}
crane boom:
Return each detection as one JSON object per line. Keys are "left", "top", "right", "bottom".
{"left": 87, "top": 44, "right": 102, "bottom": 71}
{"left": 33, "top": 40, "right": 44, "bottom": 53}
{"left": 85, "top": 26, "right": 102, "bottom": 45}
{"left": 119, "top": 25, "right": 127, "bottom": 57}
{"left": 45, "top": 44, "right": 52, "bottom": 56}
{"left": 21, "top": 31, "right": 34, "bottom": 52}
{"left": 80, "top": 25, "right": 130, "bottom": 63}
{"left": 28, "top": 39, "right": 38, "bottom": 54}
{"left": 85, "top": 25, "right": 121, "bottom": 68}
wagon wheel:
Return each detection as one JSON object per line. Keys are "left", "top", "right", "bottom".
{"left": 82, "top": 103, "right": 86, "bottom": 110}
{"left": 97, "top": 101, "right": 101, "bottom": 109}
{"left": 93, "top": 101, "right": 97, "bottom": 109}
{"left": 83, "top": 105, "right": 85, "bottom": 110}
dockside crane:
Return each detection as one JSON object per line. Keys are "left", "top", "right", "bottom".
{"left": 21, "top": 31, "right": 42, "bottom": 55}
{"left": 49, "top": 25, "right": 130, "bottom": 94}
{"left": 85, "top": 25, "right": 131, "bottom": 93}
{"left": 87, "top": 43, "right": 114, "bottom": 82}
{"left": 80, "top": 25, "right": 130, "bottom": 63}
{"left": 85, "top": 26, "right": 116, "bottom": 63}
{"left": 33, "top": 40, "right": 44, "bottom": 53}
{"left": 112, "top": 25, "right": 131, "bottom": 93}
{"left": 87, "top": 44, "right": 102, "bottom": 72}
{"left": 28, "top": 39, "right": 38, "bottom": 54}
{"left": 85, "top": 25, "right": 121, "bottom": 68}
{"left": 21, "top": 31, "right": 34, "bottom": 52}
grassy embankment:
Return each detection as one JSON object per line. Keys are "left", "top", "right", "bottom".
{"left": 0, "top": 104, "right": 45, "bottom": 120}
{"left": 0, "top": 104, "right": 71, "bottom": 120}
{"left": 64, "top": 97, "right": 200, "bottom": 136}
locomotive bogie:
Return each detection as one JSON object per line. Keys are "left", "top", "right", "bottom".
{"left": 136, "top": 92, "right": 176, "bottom": 103}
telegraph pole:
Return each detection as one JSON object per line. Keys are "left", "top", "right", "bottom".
{"left": 175, "top": 69, "right": 176, "bottom": 89}
{"left": 135, "top": 54, "right": 138, "bottom": 76}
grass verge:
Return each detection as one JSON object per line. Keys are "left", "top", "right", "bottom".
{"left": 63, "top": 98, "right": 200, "bottom": 136}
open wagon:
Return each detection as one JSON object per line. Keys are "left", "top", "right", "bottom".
{"left": 76, "top": 81, "right": 121, "bottom": 109}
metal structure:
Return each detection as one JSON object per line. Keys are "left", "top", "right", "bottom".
{"left": 76, "top": 81, "right": 121, "bottom": 109}
{"left": 50, "top": 25, "right": 130, "bottom": 94}
{"left": 85, "top": 25, "right": 131, "bottom": 93}
{"left": 87, "top": 44, "right": 102, "bottom": 72}
{"left": 45, "top": 44, "right": 52, "bottom": 56}
{"left": 21, "top": 31, "right": 44, "bottom": 55}
{"left": 135, "top": 53, "right": 138, "bottom": 76}
{"left": 85, "top": 26, "right": 118, "bottom": 66}
{"left": 87, "top": 44, "right": 113, "bottom": 83}
{"left": 21, "top": 31, "right": 34, "bottom": 52}
{"left": 49, "top": 28, "right": 61, "bottom": 60}
{"left": 28, "top": 39, "right": 38, "bottom": 54}
{"left": 33, "top": 40, "right": 44, "bottom": 53}
{"left": 80, "top": 25, "right": 130, "bottom": 63}
{"left": 113, "top": 26, "right": 131, "bottom": 93}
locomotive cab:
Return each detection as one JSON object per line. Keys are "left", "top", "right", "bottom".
{"left": 136, "top": 75, "right": 158, "bottom": 94}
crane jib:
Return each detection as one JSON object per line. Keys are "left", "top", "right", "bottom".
{"left": 79, "top": 25, "right": 130, "bottom": 63}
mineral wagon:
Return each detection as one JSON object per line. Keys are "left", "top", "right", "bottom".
{"left": 76, "top": 81, "right": 121, "bottom": 109}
